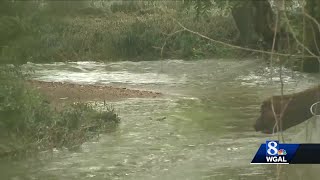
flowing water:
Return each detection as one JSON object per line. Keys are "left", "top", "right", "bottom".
{"left": 2, "top": 59, "right": 320, "bottom": 180}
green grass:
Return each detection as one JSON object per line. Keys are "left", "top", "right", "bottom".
{"left": 0, "top": 2, "right": 240, "bottom": 64}
{"left": 0, "top": 66, "right": 120, "bottom": 158}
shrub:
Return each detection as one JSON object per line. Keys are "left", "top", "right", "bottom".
{"left": 0, "top": 66, "right": 120, "bottom": 158}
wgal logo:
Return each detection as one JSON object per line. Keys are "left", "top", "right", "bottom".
{"left": 266, "top": 140, "right": 287, "bottom": 163}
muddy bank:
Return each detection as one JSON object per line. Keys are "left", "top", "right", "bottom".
{"left": 27, "top": 80, "right": 162, "bottom": 103}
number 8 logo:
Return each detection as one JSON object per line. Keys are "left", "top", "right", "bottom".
{"left": 267, "top": 141, "right": 278, "bottom": 156}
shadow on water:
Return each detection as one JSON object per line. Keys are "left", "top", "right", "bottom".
{"left": 2, "top": 59, "right": 320, "bottom": 179}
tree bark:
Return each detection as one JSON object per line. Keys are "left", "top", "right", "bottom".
{"left": 251, "top": 0, "right": 275, "bottom": 48}
{"left": 231, "top": 0, "right": 320, "bottom": 73}
{"left": 231, "top": 0, "right": 276, "bottom": 49}
{"left": 231, "top": 2, "right": 257, "bottom": 46}
{"left": 302, "top": 0, "right": 320, "bottom": 73}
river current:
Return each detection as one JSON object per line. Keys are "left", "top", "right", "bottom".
{"left": 2, "top": 59, "right": 320, "bottom": 180}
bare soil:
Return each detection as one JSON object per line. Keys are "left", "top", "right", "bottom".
{"left": 27, "top": 80, "right": 162, "bottom": 104}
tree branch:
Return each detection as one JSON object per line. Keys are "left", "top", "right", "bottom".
{"left": 171, "top": 18, "right": 318, "bottom": 59}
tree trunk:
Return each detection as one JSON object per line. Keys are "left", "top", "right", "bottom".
{"left": 231, "top": 0, "right": 320, "bottom": 73}
{"left": 251, "top": 0, "right": 275, "bottom": 49}
{"left": 231, "top": 2, "right": 257, "bottom": 46}
{"left": 231, "top": 0, "right": 276, "bottom": 49}
{"left": 302, "top": 0, "right": 320, "bottom": 73}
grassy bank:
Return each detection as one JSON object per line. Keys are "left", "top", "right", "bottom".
{"left": 0, "top": 66, "right": 120, "bottom": 158}
{"left": 0, "top": 1, "right": 240, "bottom": 64}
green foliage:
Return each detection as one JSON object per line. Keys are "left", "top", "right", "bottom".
{"left": 0, "top": 66, "right": 120, "bottom": 158}
{"left": 1, "top": 0, "right": 310, "bottom": 63}
{"left": 110, "top": 1, "right": 142, "bottom": 13}
{"left": 102, "top": 11, "right": 238, "bottom": 60}
{"left": 0, "top": 1, "right": 39, "bottom": 17}
{"left": 0, "top": 16, "right": 28, "bottom": 50}
{"left": 44, "top": 1, "right": 89, "bottom": 16}
{"left": 182, "top": 0, "right": 244, "bottom": 18}
{"left": 106, "top": 19, "right": 161, "bottom": 60}
{"left": 194, "top": 0, "right": 213, "bottom": 18}
{"left": 0, "top": 0, "right": 240, "bottom": 63}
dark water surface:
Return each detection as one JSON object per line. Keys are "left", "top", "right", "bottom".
{"left": 2, "top": 59, "right": 320, "bottom": 180}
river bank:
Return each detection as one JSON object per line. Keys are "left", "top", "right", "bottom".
{"left": 0, "top": 68, "right": 124, "bottom": 159}
{"left": 0, "top": 1, "right": 240, "bottom": 65}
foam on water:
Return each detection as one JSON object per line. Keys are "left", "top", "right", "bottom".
{"left": 25, "top": 61, "right": 186, "bottom": 86}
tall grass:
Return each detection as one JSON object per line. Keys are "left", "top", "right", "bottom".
{"left": 0, "top": 66, "right": 120, "bottom": 158}
{"left": 0, "top": 1, "right": 239, "bottom": 64}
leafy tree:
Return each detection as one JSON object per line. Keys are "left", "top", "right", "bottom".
{"left": 183, "top": 0, "right": 320, "bottom": 72}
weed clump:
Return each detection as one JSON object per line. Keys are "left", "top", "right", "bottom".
{"left": 0, "top": 66, "right": 120, "bottom": 158}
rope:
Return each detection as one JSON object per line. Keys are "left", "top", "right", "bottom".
{"left": 310, "top": 101, "right": 320, "bottom": 116}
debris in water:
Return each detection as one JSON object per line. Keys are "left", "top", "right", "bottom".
{"left": 155, "top": 117, "right": 166, "bottom": 121}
